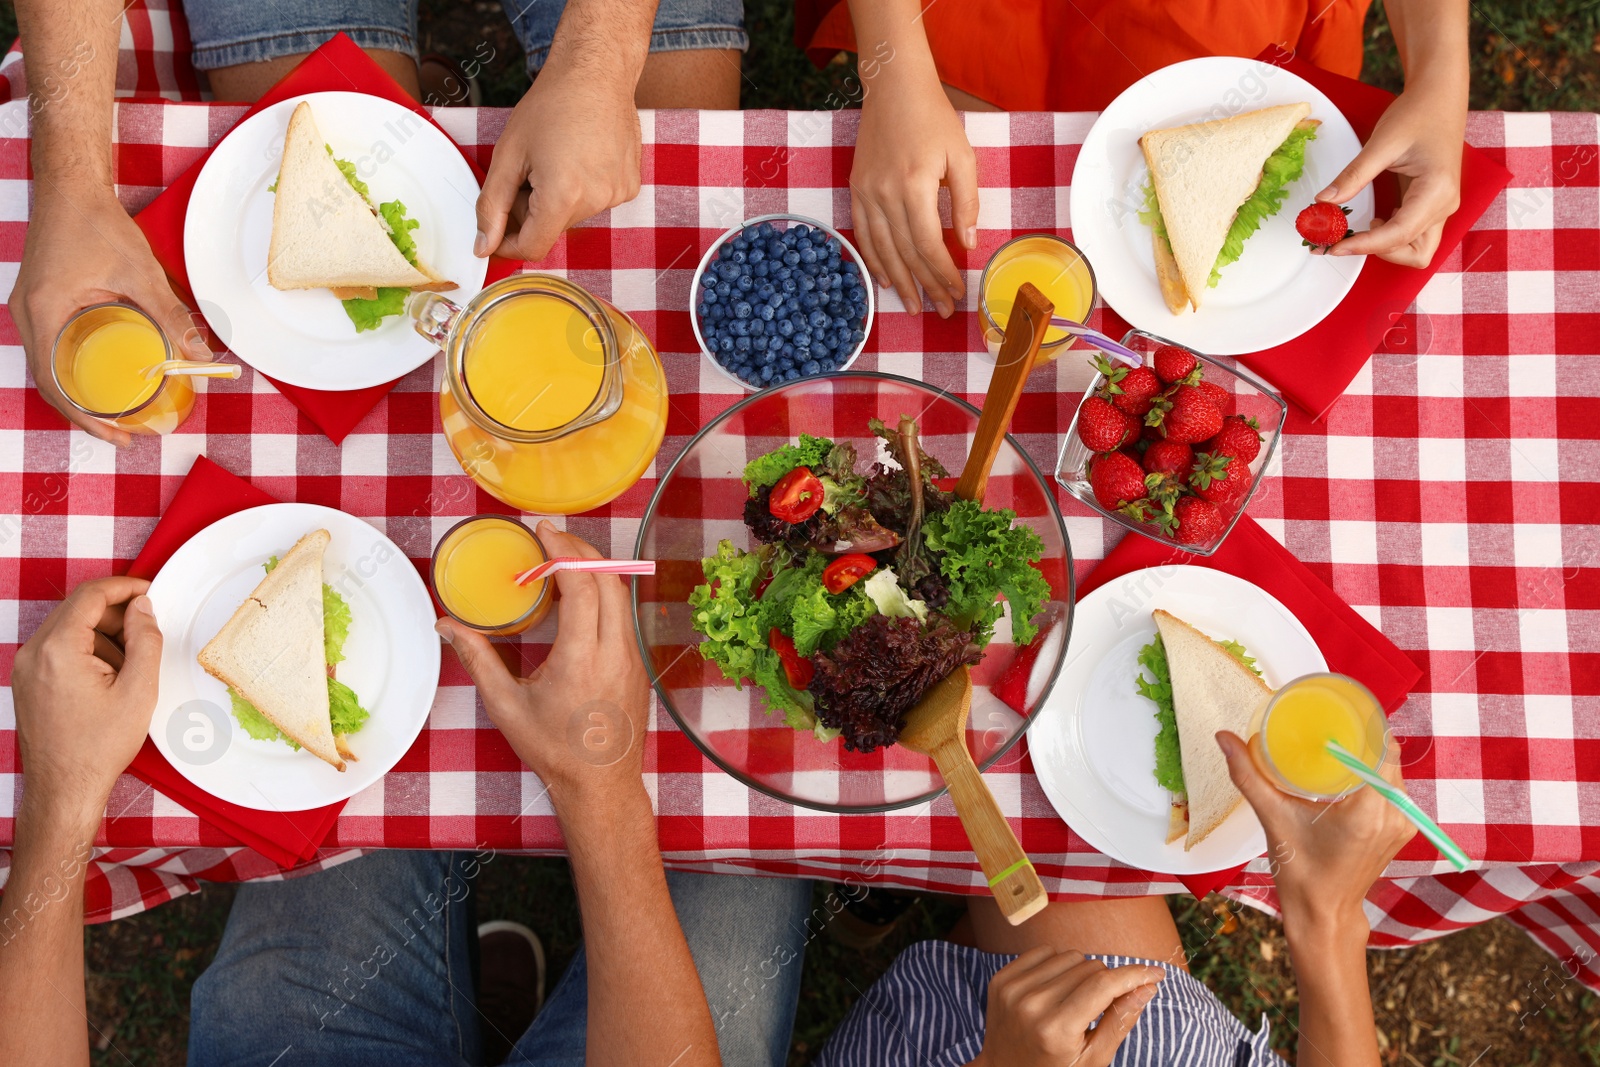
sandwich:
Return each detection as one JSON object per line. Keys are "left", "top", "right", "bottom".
{"left": 267, "top": 101, "right": 455, "bottom": 331}
{"left": 1137, "top": 609, "right": 1272, "bottom": 850}
{"left": 198, "top": 529, "right": 370, "bottom": 770}
{"left": 1139, "top": 103, "right": 1319, "bottom": 313}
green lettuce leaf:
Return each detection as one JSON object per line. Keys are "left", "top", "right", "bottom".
{"left": 230, "top": 687, "right": 294, "bottom": 747}
{"left": 741, "top": 434, "right": 836, "bottom": 494}
{"left": 323, "top": 585, "right": 353, "bottom": 665}
{"left": 329, "top": 146, "right": 370, "bottom": 199}
{"left": 341, "top": 288, "right": 409, "bottom": 333}
{"left": 328, "top": 676, "right": 370, "bottom": 736}
{"left": 378, "top": 200, "right": 421, "bottom": 266}
{"left": 322, "top": 152, "right": 418, "bottom": 333}
{"left": 921, "top": 499, "right": 1051, "bottom": 646}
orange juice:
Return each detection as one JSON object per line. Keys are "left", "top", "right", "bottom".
{"left": 52, "top": 303, "right": 195, "bottom": 434}
{"left": 981, "top": 235, "right": 1096, "bottom": 355}
{"left": 1258, "top": 674, "right": 1388, "bottom": 799}
{"left": 434, "top": 276, "right": 668, "bottom": 515}
{"left": 465, "top": 293, "right": 606, "bottom": 432}
{"left": 431, "top": 515, "right": 550, "bottom": 636}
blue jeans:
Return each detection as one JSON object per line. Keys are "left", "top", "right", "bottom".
{"left": 188, "top": 851, "right": 812, "bottom": 1066}
{"left": 184, "top": 0, "right": 747, "bottom": 73}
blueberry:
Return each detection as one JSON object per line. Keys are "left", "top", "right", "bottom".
{"left": 808, "top": 310, "right": 828, "bottom": 329}
{"left": 785, "top": 297, "right": 801, "bottom": 314}
{"left": 780, "top": 277, "right": 797, "bottom": 294}
{"left": 842, "top": 261, "right": 859, "bottom": 276}
{"left": 734, "top": 301, "right": 752, "bottom": 319}
{"left": 696, "top": 301, "right": 709, "bottom": 318}
{"left": 750, "top": 319, "right": 766, "bottom": 336}
{"left": 795, "top": 330, "right": 812, "bottom": 347}
{"left": 718, "top": 335, "right": 734, "bottom": 353}
{"left": 802, "top": 294, "right": 819, "bottom": 312}
{"left": 792, "top": 224, "right": 810, "bottom": 241}
{"left": 799, "top": 274, "right": 816, "bottom": 293}
{"left": 735, "top": 275, "right": 753, "bottom": 292}
{"left": 802, "top": 359, "right": 821, "bottom": 375}
{"left": 760, "top": 364, "right": 774, "bottom": 381}
{"left": 732, "top": 320, "right": 750, "bottom": 337}
{"left": 820, "top": 357, "right": 839, "bottom": 371}
{"left": 795, "top": 343, "right": 812, "bottom": 360}
{"left": 715, "top": 281, "right": 732, "bottom": 298}
{"left": 767, "top": 292, "right": 784, "bottom": 307}
{"left": 768, "top": 335, "right": 783, "bottom": 351}
{"left": 785, "top": 369, "right": 800, "bottom": 381}
{"left": 703, "top": 289, "right": 719, "bottom": 306}
{"left": 753, "top": 262, "right": 769, "bottom": 278}
{"left": 777, "top": 319, "right": 794, "bottom": 337}
{"left": 781, "top": 342, "right": 796, "bottom": 358}
{"left": 731, "top": 249, "right": 749, "bottom": 266}
{"left": 778, "top": 358, "right": 794, "bottom": 372}
{"left": 700, "top": 271, "right": 716, "bottom": 289}
{"left": 781, "top": 251, "right": 799, "bottom": 267}
{"left": 734, "top": 336, "right": 751, "bottom": 353}
{"left": 850, "top": 328, "right": 866, "bottom": 344}
{"left": 800, "top": 247, "right": 818, "bottom": 265}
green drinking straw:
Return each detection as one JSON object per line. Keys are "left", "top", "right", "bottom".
{"left": 1325, "top": 740, "right": 1470, "bottom": 872}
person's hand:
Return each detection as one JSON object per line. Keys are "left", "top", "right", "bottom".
{"left": 968, "top": 946, "right": 1163, "bottom": 1067}
{"left": 11, "top": 183, "right": 208, "bottom": 446}
{"left": 1218, "top": 730, "right": 1416, "bottom": 931}
{"left": 850, "top": 75, "right": 977, "bottom": 318}
{"left": 12, "top": 576, "right": 164, "bottom": 819}
{"left": 1317, "top": 81, "right": 1465, "bottom": 269}
{"left": 436, "top": 523, "right": 650, "bottom": 817}
{"left": 474, "top": 56, "right": 642, "bottom": 263}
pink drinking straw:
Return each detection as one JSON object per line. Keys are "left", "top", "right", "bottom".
{"left": 514, "top": 558, "right": 656, "bottom": 586}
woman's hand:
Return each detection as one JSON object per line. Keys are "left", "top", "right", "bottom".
{"left": 13, "top": 576, "right": 164, "bottom": 819}
{"left": 11, "top": 185, "right": 208, "bottom": 445}
{"left": 1218, "top": 730, "right": 1416, "bottom": 934}
{"left": 1319, "top": 80, "right": 1466, "bottom": 269}
{"left": 475, "top": 55, "right": 642, "bottom": 263}
{"left": 850, "top": 73, "right": 978, "bottom": 318}
{"left": 968, "top": 947, "right": 1162, "bottom": 1067}
{"left": 437, "top": 523, "right": 651, "bottom": 820}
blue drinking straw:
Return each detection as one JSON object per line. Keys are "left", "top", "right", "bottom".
{"left": 1048, "top": 316, "right": 1144, "bottom": 367}
{"left": 1325, "top": 740, "right": 1470, "bottom": 872}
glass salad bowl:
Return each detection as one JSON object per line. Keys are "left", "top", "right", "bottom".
{"left": 632, "top": 372, "right": 1074, "bottom": 813}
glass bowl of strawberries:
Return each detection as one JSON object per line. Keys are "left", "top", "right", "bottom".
{"left": 1055, "top": 329, "right": 1288, "bottom": 556}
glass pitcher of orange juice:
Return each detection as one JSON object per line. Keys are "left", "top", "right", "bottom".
{"left": 51, "top": 302, "right": 196, "bottom": 435}
{"left": 410, "top": 274, "right": 668, "bottom": 515}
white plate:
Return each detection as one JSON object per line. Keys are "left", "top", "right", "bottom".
{"left": 184, "top": 91, "right": 489, "bottom": 391}
{"left": 1027, "top": 565, "right": 1326, "bottom": 875}
{"left": 147, "top": 503, "right": 441, "bottom": 811}
{"left": 1069, "top": 57, "right": 1375, "bottom": 354}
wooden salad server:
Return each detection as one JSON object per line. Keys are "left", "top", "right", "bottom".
{"left": 899, "top": 282, "right": 1054, "bottom": 926}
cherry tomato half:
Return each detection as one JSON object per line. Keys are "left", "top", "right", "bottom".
{"left": 768, "top": 627, "right": 815, "bottom": 689}
{"left": 768, "top": 466, "right": 825, "bottom": 524}
{"left": 822, "top": 553, "right": 877, "bottom": 594}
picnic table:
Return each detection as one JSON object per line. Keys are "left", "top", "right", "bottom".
{"left": 0, "top": 31, "right": 1597, "bottom": 994}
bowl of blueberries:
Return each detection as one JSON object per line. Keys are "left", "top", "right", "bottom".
{"left": 691, "top": 213, "right": 876, "bottom": 390}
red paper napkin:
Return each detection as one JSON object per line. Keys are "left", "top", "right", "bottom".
{"left": 1228, "top": 46, "right": 1513, "bottom": 418}
{"left": 134, "top": 33, "right": 511, "bottom": 444}
{"left": 1067, "top": 515, "right": 1423, "bottom": 897}
{"left": 121, "top": 455, "right": 345, "bottom": 868}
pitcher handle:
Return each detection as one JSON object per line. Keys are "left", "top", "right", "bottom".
{"left": 408, "top": 291, "right": 462, "bottom": 348}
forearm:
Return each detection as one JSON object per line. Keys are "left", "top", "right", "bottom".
{"left": 845, "top": 0, "right": 940, "bottom": 95}
{"left": 1385, "top": 0, "right": 1469, "bottom": 105}
{"left": 0, "top": 790, "right": 105, "bottom": 1067}
{"left": 562, "top": 787, "right": 720, "bottom": 1067}
{"left": 544, "top": 0, "right": 658, "bottom": 88}
{"left": 14, "top": 0, "right": 124, "bottom": 195}
{"left": 1285, "top": 908, "right": 1380, "bottom": 1067}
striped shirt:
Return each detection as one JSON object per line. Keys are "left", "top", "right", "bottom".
{"left": 811, "top": 941, "right": 1288, "bottom": 1067}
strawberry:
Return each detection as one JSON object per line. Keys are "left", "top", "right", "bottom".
{"left": 1089, "top": 451, "right": 1150, "bottom": 510}
{"left": 1152, "top": 344, "right": 1199, "bottom": 385}
{"left": 1207, "top": 415, "right": 1263, "bottom": 464}
{"left": 1171, "top": 496, "right": 1227, "bottom": 546}
{"left": 1150, "top": 384, "right": 1223, "bottom": 444}
{"left": 1296, "top": 201, "right": 1352, "bottom": 250}
{"left": 1076, "top": 395, "right": 1134, "bottom": 452}
{"left": 1190, "top": 452, "right": 1253, "bottom": 504}
{"left": 1111, "top": 365, "right": 1162, "bottom": 417}
{"left": 1195, "top": 380, "right": 1231, "bottom": 414}
{"left": 1142, "top": 439, "right": 1192, "bottom": 478}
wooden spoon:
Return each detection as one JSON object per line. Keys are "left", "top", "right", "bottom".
{"left": 899, "top": 282, "right": 1054, "bottom": 925}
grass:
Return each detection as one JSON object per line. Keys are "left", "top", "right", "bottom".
{"left": 0, "top": 0, "right": 1591, "bottom": 1062}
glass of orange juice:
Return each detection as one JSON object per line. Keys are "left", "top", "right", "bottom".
{"left": 51, "top": 302, "right": 195, "bottom": 435}
{"left": 430, "top": 515, "right": 553, "bottom": 637}
{"left": 411, "top": 274, "right": 668, "bottom": 515}
{"left": 979, "top": 234, "right": 1097, "bottom": 362}
{"left": 1252, "top": 673, "right": 1392, "bottom": 801}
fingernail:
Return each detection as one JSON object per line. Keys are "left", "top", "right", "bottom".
{"left": 537, "top": 519, "right": 556, "bottom": 534}
{"left": 1130, "top": 984, "right": 1158, "bottom": 1008}
{"left": 473, "top": 231, "right": 488, "bottom": 258}
{"left": 1214, "top": 731, "right": 1240, "bottom": 760}
{"left": 434, "top": 619, "right": 455, "bottom": 643}
{"left": 963, "top": 226, "right": 977, "bottom": 249}
{"left": 131, "top": 595, "right": 152, "bottom": 614}
{"left": 1316, "top": 185, "right": 1337, "bottom": 201}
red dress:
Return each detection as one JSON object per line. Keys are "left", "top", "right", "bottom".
{"left": 794, "top": 0, "right": 1373, "bottom": 112}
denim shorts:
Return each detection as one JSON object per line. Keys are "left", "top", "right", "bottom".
{"left": 185, "top": 0, "right": 747, "bottom": 73}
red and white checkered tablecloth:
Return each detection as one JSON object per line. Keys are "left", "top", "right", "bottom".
{"left": 0, "top": 37, "right": 1598, "bottom": 988}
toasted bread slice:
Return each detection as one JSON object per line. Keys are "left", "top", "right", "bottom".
{"left": 198, "top": 529, "right": 344, "bottom": 771}
{"left": 1140, "top": 103, "right": 1313, "bottom": 310}
{"left": 267, "top": 101, "right": 437, "bottom": 293}
{"left": 1153, "top": 610, "right": 1273, "bottom": 849}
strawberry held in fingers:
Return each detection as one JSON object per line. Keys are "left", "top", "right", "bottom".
{"left": 1296, "top": 201, "right": 1352, "bottom": 251}
{"left": 1076, "top": 395, "right": 1135, "bottom": 452}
